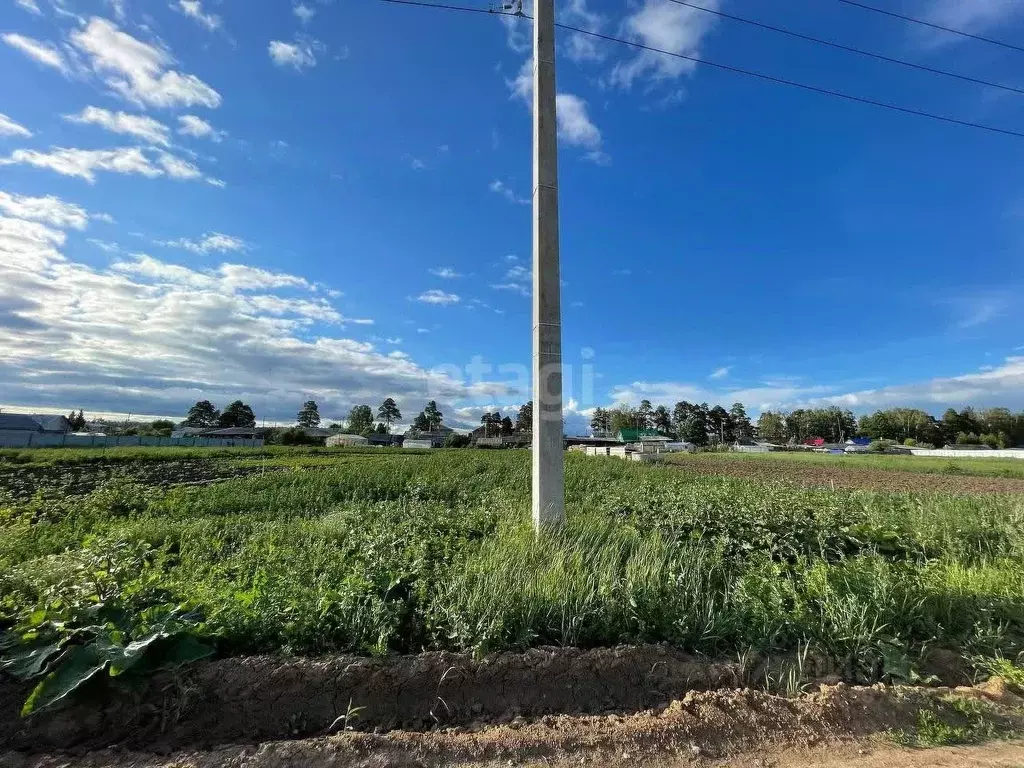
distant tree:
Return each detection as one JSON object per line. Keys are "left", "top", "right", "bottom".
{"left": 444, "top": 432, "right": 471, "bottom": 448}
{"left": 67, "top": 409, "right": 87, "bottom": 431}
{"left": 609, "top": 405, "right": 637, "bottom": 435}
{"left": 590, "top": 407, "right": 612, "bottom": 435}
{"left": 185, "top": 400, "right": 220, "bottom": 428}
{"left": 756, "top": 411, "right": 788, "bottom": 444}
{"left": 680, "top": 408, "right": 709, "bottom": 446}
{"left": 671, "top": 402, "right": 693, "bottom": 437}
{"left": 500, "top": 416, "right": 514, "bottom": 436}
{"left": 637, "top": 399, "right": 654, "bottom": 429}
{"left": 377, "top": 398, "right": 401, "bottom": 433}
{"left": 424, "top": 400, "right": 443, "bottom": 430}
{"left": 956, "top": 431, "right": 981, "bottom": 445}
{"left": 150, "top": 419, "right": 175, "bottom": 436}
{"left": 280, "top": 427, "right": 322, "bottom": 446}
{"left": 218, "top": 400, "right": 256, "bottom": 428}
{"left": 347, "top": 405, "right": 374, "bottom": 434}
{"left": 707, "top": 405, "right": 732, "bottom": 444}
{"left": 374, "top": 422, "right": 388, "bottom": 435}
{"left": 411, "top": 411, "right": 431, "bottom": 432}
{"left": 729, "top": 403, "right": 752, "bottom": 440}
{"left": 296, "top": 400, "right": 321, "bottom": 428}
{"left": 328, "top": 422, "right": 344, "bottom": 430}
{"left": 480, "top": 412, "right": 502, "bottom": 438}
{"left": 652, "top": 405, "right": 672, "bottom": 434}
{"left": 516, "top": 401, "right": 533, "bottom": 433}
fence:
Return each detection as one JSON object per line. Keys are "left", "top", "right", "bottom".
{"left": 0, "top": 432, "right": 264, "bottom": 449}
{"left": 908, "top": 448, "right": 1024, "bottom": 460}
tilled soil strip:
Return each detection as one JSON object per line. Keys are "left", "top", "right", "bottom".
{"left": 4, "top": 646, "right": 791, "bottom": 752}
{"left": 4, "top": 684, "right": 1024, "bottom": 768}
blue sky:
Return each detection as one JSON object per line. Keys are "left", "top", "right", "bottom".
{"left": 1, "top": 0, "right": 1023, "bottom": 431}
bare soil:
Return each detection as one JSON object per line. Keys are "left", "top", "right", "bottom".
{"left": 671, "top": 456, "right": 1024, "bottom": 495}
{"left": 3, "top": 683, "right": 1022, "bottom": 768}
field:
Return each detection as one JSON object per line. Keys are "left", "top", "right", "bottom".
{"left": 3, "top": 446, "right": 1024, "bottom": 665}
{"left": 667, "top": 451, "right": 1024, "bottom": 494}
{"left": 3, "top": 446, "right": 1024, "bottom": 761}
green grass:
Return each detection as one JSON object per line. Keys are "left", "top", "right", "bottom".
{"left": 2, "top": 449, "right": 1024, "bottom": 679}
{"left": 668, "top": 450, "right": 1024, "bottom": 480}
{"left": 891, "top": 696, "right": 1001, "bottom": 747}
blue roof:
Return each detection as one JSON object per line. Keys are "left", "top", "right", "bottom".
{"left": 0, "top": 413, "right": 70, "bottom": 432}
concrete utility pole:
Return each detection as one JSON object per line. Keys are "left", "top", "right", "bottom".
{"left": 531, "top": 0, "right": 565, "bottom": 530}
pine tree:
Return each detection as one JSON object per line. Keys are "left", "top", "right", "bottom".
{"left": 296, "top": 400, "right": 321, "bottom": 428}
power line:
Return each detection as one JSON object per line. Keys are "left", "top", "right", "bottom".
{"left": 835, "top": 0, "right": 1024, "bottom": 54}
{"left": 664, "top": 0, "right": 1024, "bottom": 96}
{"left": 379, "top": 0, "right": 1024, "bottom": 140}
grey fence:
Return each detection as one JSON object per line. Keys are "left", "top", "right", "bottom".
{"left": 0, "top": 432, "right": 264, "bottom": 449}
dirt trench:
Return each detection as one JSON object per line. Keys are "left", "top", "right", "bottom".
{"left": 3, "top": 684, "right": 1024, "bottom": 768}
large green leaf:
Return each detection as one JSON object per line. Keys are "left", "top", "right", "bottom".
{"left": 21, "top": 645, "right": 108, "bottom": 716}
{"left": 0, "top": 641, "right": 65, "bottom": 680}
{"left": 108, "top": 632, "right": 169, "bottom": 677}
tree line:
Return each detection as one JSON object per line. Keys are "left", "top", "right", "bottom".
{"left": 589, "top": 401, "right": 754, "bottom": 446}
{"left": 590, "top": 401, "right": 1024, "bottom": 449}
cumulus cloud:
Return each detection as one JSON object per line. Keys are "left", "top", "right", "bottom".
{"left": 609, "top": 0, "right": 718, "bottom": 89}
{"left": 70, "top": 17, "right": 221, "bottom": 109}
{"left": 0, "top": 223, "right": 515, "bottom": 423}
{"left": 175, "top": 0, "right": 221, "bottom": 31}
{"left": 0, "top": 146, "right": 217, "bottom": 185}
{"left": 2, "top": 33, "right": 69, "bottom": 73}
{"left": 415, "top": 290, "right": 461, "bottom": 305}
{"left": 293, "top": 3, "right": 316, "bottom": 23}
{"left": 0, "top": 191, "right": 106, "bottom": 230}
{"left": 269, "top": 39, "right": 318, "bottom": 70}
{"left": 177, "top": 114, "right": 224, "bottom": 141}
{"left": 507, "top": 58, "right": 608, "bottom": 163}
{"left": 64, "top": 106, "right": 171, "bottom": 146}
{"left": 0, "top": 113, "right": 32, "bottom": 138}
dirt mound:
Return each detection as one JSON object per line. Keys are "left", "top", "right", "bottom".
{"left": 4, "top": 685, "right": 1023, "bottom": 768}
{"left": 672, "top": 456, "right": 1024, "bottom": 495}
{"left": 0, "top": 646, "right": 744, "bottom": 752}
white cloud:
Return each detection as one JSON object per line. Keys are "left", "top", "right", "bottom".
{"left": 16, "top": 0, "right": 42, "bottom": 14}
{"left": 0, "top": 231, "right": 518, "bottom": 423}
{"left": 294, "top": 3, "right": 316, "bottom": 24}
{"left": 490, "top": 282, "right": 531, "bottom": 297}
{"left": 610, "top": 0, "right": 719, "bottom": 89}
{"left": 709, "top": 366, "right": 731, "bottom": 380}
{"left": 489, "top": 179, "right": 530, "bottom": 205}
{"left": 416, "top": 327, "right": 430, "bottom": 334}
{"left": 175, "top": 0, "right": 221, "bottom": 31}
{"left": 160, "top": 232, "right": 248, "bottom": 255}
{"left": 415, "top": 290, "right": 460, "bottom": 305}
{"left": 430, "top": 267, "right": 463, "bottom": 279}
{"left": 0, "top": 191, "right": 98, "bottom": 230}
{"left": 177, "top": 114, "right": 224, "bottom": 141}
{"left": 563, "top": 0, "right": 606, "bottom": 62}
{"left": 1, "top": 146, "right": 160, "bottom": 182}
{"left": 507, "top": 58, "right": 607, "bottom": 163}
{"left": 2, "top": 33, "right": 69, "bottom": 73}
{"left": 269, "top": 40, "right": 317, "bottom": 70}
{"left": 70, "top": 17, "right": 222, "bottom": 109}
{"left": 555, "top": 93, "right": 607, "bottom": 163}
{"left": 0, "top": 113, "right": 32, "bottom": 138}
{"left": 64, "top": 106, "right": 171, "bottom": 146}
{"left": 385, "top": 337, "right": 402, "bottom": 344}
{"left": 0, "top": 146, "right": 215, "bottom": 184}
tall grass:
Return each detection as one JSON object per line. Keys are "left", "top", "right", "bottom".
{"left": 1, "top": 450, "right": 1023, "bottom": 679}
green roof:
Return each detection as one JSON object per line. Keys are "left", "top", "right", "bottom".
{"left": 617, "top": 428, "right": 666, "bottom": 441}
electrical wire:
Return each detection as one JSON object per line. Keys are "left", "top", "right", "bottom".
{"left": 835, "top": 0, "right": 1024, "bottom": 54}
{"left": 378, "top": 0, "right": 1024, "bottom": 139}
{"left": 662, "top": 0, "right": 1024, "bottom": 96}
